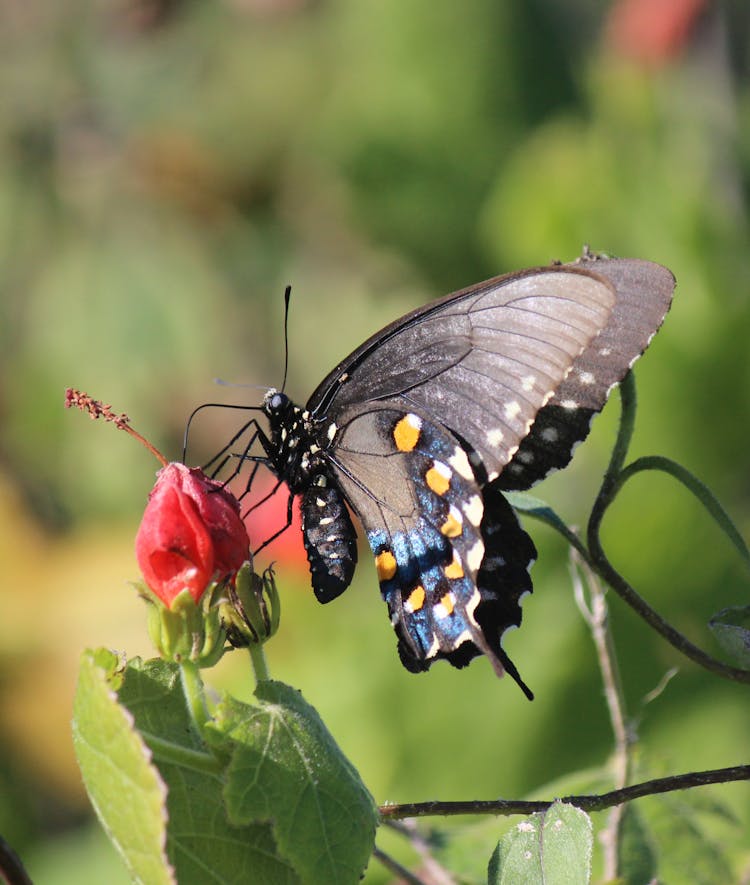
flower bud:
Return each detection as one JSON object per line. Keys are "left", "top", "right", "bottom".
{"left": 220, "top": 563, "right": 281, "bottom": 649}
{"left": 135, "top": 463, "right": 250, "bottom": 607}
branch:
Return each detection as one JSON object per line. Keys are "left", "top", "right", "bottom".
{"left": 570, "top": 552, "right": 631, "bottom": 879}
{"left": 379, "top": 764, "right": 750, "bottom": 820}
{"left": 586, "top": 374, "right": 750, "bottom": 685}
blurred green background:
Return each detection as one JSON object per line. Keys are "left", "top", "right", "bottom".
{"left": 1, "top": 0, "right": 749, "bottom": 882}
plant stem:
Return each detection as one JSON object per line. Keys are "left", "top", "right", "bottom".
{"left": 379, "top": 764, "right": 750, "bottom": 819}
{"left": 180, "top": 660, "right": 210, "bottom": 736}
{"left": 571, "top": 553, "right": 631, "bottom": 880}
{"left": 141, "top": 732, "right": 223, "bottom": 776}
{"left": 372, "top": 847, "right": 428, "bottom": 885}
{"left": 585, "top": 376, "right": 750, "bottom": 685}
{"left": 249, "top": 643, "right": 270, "bottom": 683}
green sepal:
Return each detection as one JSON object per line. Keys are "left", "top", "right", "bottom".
{"left": 138, "top": 581, "right": 228, "bottom": 668}
{"left": 219, "top": 563, "right": 281, "bottom": 649}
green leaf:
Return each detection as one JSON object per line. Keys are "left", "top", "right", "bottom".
{"left": 211, "top": 680, "right": 378, "bottom": 885}
{"left": 74, "top": 652, "right": 299, "bottom": 884}
{"left": 709, "top": 606, "right": 750, "bottom": 667}
{"left": 636, "top": 791, "right": 736, "bottom": 884}
{"left": 618, "top": 804, "right": 658, "bottom": 885}
{"left": 118, "top": 659, "right": 299, "bottom": 885}
{"left": 72, "top": 648, "right": 174, "bottom": 885}
{"left": 489, "top": 801, "right": 593, "bottom": 885}
{"left": 506, "top": 492, "right": 584, "bottom": 552}
{"left": 426, "top": 816, "right": 515, "bottom": 884}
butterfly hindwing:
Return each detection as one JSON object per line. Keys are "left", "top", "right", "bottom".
{"left": 329, "top": 406, "right": 534, "bottom": 691}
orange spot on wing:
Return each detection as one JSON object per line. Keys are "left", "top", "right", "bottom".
{"left": 425, "top": 466, "right": 450, "bottom": 496}
{"left": 439, "top": 592, "right": 455, "bottom": 616}
{"left": 445, "top": 553, "right": 464, "bottom": 580}
{"left": 440, "top": 512, "right": 462, "bottom": 537}
{"left": 375, "top": 550, "right": 397, "bottom": 581}
{"left": 393, "top": 415, "right": 421, "bottom": 452}
{"left": 405, "top": 585, "right": 426, "bottom": 612}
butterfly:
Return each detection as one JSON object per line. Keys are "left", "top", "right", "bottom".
{"left": 238, "top": 252, "right": 675, "bottom": 697}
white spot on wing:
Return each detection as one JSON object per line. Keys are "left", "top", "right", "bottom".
{"left": 540, "top": 426, "right": 559, "bottom": 442}
{"left": 504, "top": 400, "right": 521, "bottom": 421}
{"left": 486, "top": 427, "right": 504, "bottom": 447}
{"left": 560, "top": 399, "right": 579, "bottom": 410}
{"left": 467, "top": 539, "right": 484, "bottom": 571}
{"left": 432, "top": 460, "right": 452, "bottom": 479}
{"left": 327, "top": 422, "right": 338, "bottom": 441}
{"left": 462, "top": 494, "right": 483, "bottom": 526}
{"left": 449, "top": 447, "right": 474, "bottom": 480}
{"left": 433, "top": 592, "right": 455, "bottom": 619}
{"left": 521, "top": 375, "right": 536, "bottom": 392}
{"left": 579, "top": 371, "right": 595, "bottom": 385}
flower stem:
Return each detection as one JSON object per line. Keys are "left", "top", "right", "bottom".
{"left": 180, "top": 660, "right": 210, "bottom": 736}
{"left": 248, "top": 643, "right": 270, "bottom": 684}
{"left": 141, "top": 732, "right": 223, "bottom": 776}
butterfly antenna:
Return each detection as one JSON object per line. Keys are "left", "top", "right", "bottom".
{"left": 281, "top": 284, "right": 292, "bottom": 394}
{"left": 182, "top": 401, "right": 263, "bottom": 466}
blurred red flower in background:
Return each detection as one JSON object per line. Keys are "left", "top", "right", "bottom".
{"left": 606, "top": 0, "right": 708, "bottom": 67}
{"left": 236, "top": 474, "right": 308, "bottom": 574}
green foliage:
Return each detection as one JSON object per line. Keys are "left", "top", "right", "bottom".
{"left": 73, "top": 651, "right": 377, "bottom": 884}
{"left": 4, "top": 2, "right": 750, "bottom": 881}
{"left": 72, "top": 650, "right": 173, "bottom": 885}
{"left": 710, "top": 606, "right": 750, "bottom": 667}
{"left": 211, "top": 683, "right": 378, "bottom": 884}
{"left": 489, "top": 801, "right": 593, "bottom": 885}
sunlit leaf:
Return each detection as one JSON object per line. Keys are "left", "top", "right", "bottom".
{"left": 211, "top": 680, "right": 378, "bottom": 884}
{"left": 489, "top": 801, "right": 592, "bottom": 885}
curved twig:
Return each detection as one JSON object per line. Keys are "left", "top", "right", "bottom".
{"left": 585, "top": 374, "right": 750, "bottom": 684}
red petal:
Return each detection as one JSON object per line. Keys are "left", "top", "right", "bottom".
{"left": 136, "top": 478, "right": 215, "bottom": 605}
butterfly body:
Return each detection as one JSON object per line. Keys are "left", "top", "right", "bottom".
{"left": 263, "top": 390, "right": 358, "bottom": 603}
{"left": 253, "top": 254, "right": 675, "bottom": 694}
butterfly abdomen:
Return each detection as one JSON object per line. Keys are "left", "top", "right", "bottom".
{"left": 301, "top": 482, "right": 358, "bottom": 603}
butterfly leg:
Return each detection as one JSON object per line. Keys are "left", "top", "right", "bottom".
{"left": 251, "top": 486, "right": 296, "bottom": 556}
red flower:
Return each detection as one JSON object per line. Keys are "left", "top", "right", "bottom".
{"left": 136, "top": 463, "right": 250, "bottom": 606}
{"left": 606, "top": 0, "right": 708, "bottom": 67}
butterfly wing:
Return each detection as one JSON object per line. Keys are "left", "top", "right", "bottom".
{"left": 303, "top": 255, "right": 675, "bottom": 683}
{"left": 308, "top": 264, "right": 623, "bottom": 480}
{"left": 498, "top": 257, "right": 676, "bottom": 489}
{"left": 327, "top": 404, "right": 536, "bottom": 694}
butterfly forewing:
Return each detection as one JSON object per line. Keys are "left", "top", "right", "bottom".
{"left": 499, "top": 258, "right": 676, "bottom": 490}
{"left": 308, "top": 268, "right": 625, "bottom": 481}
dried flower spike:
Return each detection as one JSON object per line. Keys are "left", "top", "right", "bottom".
{"left": 65, "top": 388, "right": 130, "bottom": 429}
{"left": 65, "top": 387, "right": 167, "bottom": 466}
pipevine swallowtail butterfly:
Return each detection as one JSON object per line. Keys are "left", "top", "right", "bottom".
{"left": 235, "top": 251, "right": 675, "bottom": 697}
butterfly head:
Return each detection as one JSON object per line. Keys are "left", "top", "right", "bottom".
{"left": 263, "top": 388, "right": 290, "bottom": 417}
